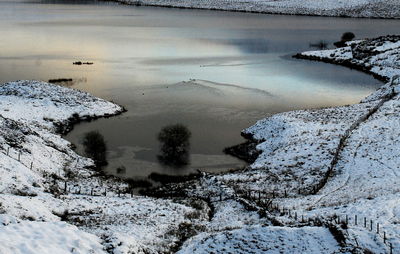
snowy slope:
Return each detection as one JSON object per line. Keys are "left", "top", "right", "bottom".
{"left": 111, "top": 0, "right": 400, "bottom": 18}
{"left": 178, "top": 226, "right": 341, "bottom": 254}
{"left": 0, "top": 220, "right": 105, "bottom": 254}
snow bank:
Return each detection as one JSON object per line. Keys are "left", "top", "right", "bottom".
{"left": 178, "top": 226, "right": 341, "bottom": 253}
{"left": 111, "top": 0, "right": 400, "bottom": 18}
{"left": 0, "top": 221, "right": 105, "bottom": 254}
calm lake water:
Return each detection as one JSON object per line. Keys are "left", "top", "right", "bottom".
{"left": 1, "top": 0, "right": 399, "bottom": 178}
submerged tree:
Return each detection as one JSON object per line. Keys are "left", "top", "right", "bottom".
{"left": 157, "top": 124, "right": 191, "bottom": 167}
{"left": 82, "top": 131, "right": 107, "bottom": 168}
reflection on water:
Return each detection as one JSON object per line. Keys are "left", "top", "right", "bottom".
{"left": 1, "top": 0, "right": 399, "bottom": 177}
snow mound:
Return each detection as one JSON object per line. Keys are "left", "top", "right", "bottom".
{"left": 0, "top": 221, "right": 105, "bottom": 254}
{"left": 178, "top": 226, "right": 341, "bottom": 254}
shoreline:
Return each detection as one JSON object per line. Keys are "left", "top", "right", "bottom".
{"left": 105, "top": 0, "right": 400, "bottom": 19}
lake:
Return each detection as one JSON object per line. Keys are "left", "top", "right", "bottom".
{"left": 1, "top": 0, "right": 398, "bottom": 178}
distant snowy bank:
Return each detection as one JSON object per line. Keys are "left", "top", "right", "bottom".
{"left": 109, "top": 0, "right": 400, "bottom": 18}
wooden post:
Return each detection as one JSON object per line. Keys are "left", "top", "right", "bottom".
{"left": 18, "top": 152, "right": 21, "bottom": 161}
{"left": 383, "top": 232, "right": 386, "bottom": 243}
{"left": 104, "top": 188, "right": 107, "bottom": 196}
{"left": 91, "top": 188, "right": 93, "bottom": 196}
{"left": 355, "top": 215, "right": 357, "bottom": 225}
{"left": 346, "top": 215, "right": 348, "bottom": 224}
{"left": 220, "top": 193, "right": 222, "bottom": 201}
{"left": 258, "top": 191, "right": 261, "bottom": 201}
{"left": 131, "top": 190, "right": 133, "bottom": 198}
{"left": 30, "top": 162, "right": 33, "bottom": 170}
{"left": 390, "top": 243, "right": 393, "bottom": 254}
{"left": 377, "top": 223, "right": 379, "bottom": 234}
{"left": 370, "top": 220, "right": 373, "bottom": 231}
{"left": 302, "top": 215, "right": 304, "bottom": 223}
{"left": 78, "top": 186, "right": 81, "bottom": 194}
{"left": 364, "top": 217, "right": 367, "bottom": 228}
{"left": 7, "top": 147, "right": 9, "bottom": 155}
{"left": 295, "top": 212, "right": 297, "bottom": 221}
{"left": 64, "top": 181, "right": 67, "bottom": 192}
{"left": 273, "top": 190, "right": 275, "bottom": 198}
{"left": 284, "top": 189, "right": 287, "bottom": 198}
{"left": 118, "top": 189, "right": 120, "bottom": 197}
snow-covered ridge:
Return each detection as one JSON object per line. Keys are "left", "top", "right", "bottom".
{"left": 109, "top": 0, "right": 400, "bottom": 18}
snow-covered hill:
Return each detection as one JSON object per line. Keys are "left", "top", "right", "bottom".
{"left": 111, "top": 0, "right": 400, "bottom": 18}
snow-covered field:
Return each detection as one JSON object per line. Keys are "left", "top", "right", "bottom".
{"left": 110, "top": 0, "right": 400, "bottom": 18}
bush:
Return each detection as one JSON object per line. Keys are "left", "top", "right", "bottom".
{"left": 341, "top": 32, "right": 355, "bottom": 42}
{"left": 157, "top": 124, "right": 191, "bottom": 167}
{"left": 82, "top": 131, "right": 107, "bottom": 168}
{"left": 335, "top": 32, "right": 356, "bottom": 48}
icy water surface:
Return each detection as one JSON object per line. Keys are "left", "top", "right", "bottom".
{"left": 0, "top": 0, "right": 399, "bottom": 177}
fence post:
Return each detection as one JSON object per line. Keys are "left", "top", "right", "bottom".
{"left": 355, "top": 215, "right": 357, "bottom": 225}
{"left": 383, "top": 232, "right": 386, "bottom": 243}
{"left": 91, "top": 188, "right": 93, "bottom": 196}
{"left": 7, "top": 147, "right": 9, "bottom": 155}
{"left": 284, "top": 189, "right": 287, "bottom": 198}
{"left": 64, "top": 181, "right": 67, "bottom": 192}
{"left": 18, "top": 152, "right": 21, "bottom": 161}
{"left": 220, "top": 193, "right": 222, "bottom": 201}
{"left": 258, "top": 191, "right": 261, "bottom": 201}
{"left": 104, "top": 188, "right": 107, "bottom": 196}
{"left": 390, "top": 243, "right": 393, "bottom": 254}
{"left": 364, "top": 217, "right": 367, "bottom": 228}
{"left": 30, "top": 162, "right": 33, "bottom": 170}
{"left": 370, "top": 220, "right": 373, "bottom": 231}
{"left": 295, "top": 212, "right": 297, "bottom": 221}
{"left": 346, "top": 215, "right": 348, "bottom": 224}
